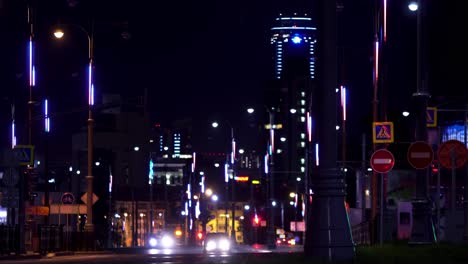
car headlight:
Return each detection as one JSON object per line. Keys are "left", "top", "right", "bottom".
{"left": 161, "top": 235, "right": 174, "bottom": 248}
{"left": 206, "top": 240, "right": 217, "bottom": 251}
{"left": 149, "top": 237, "right": 157, "bottom": 247}
{"left": 219, "top": 239, "right": 230, "bottom": 251}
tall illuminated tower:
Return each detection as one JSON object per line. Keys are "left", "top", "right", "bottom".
{"left": 268, "top": 14, "right": 317, "bottom": 243}
{"left": 270, "top": 14, "right": 316, "bottom": 189}
{"left": 271, "top": 14, "right": 317, "bottom": 80}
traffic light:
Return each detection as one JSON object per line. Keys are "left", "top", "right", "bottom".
{"left": 253, "top": 214, "right": 260, "bottom": 227}
{"left": 197, "top": 232, "right": 203, "bottom": 240}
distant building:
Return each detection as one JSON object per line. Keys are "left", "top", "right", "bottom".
{"left": 268, "top": 14, "right": 317, "bottom": 222}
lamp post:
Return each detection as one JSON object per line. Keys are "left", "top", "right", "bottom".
{"left": 407, "top": 0, "right": 435, "bottom": 245}
{"left": 246, "top": 107, "right": 276, "bottom": 249}
{"left": 305, "top": 0, "right": 354, "bottom": 260}
{"left": 266, "top": 108, "right": 276, "bottom": 250}
{"left": 212, "top": 121, "right": 236, "bottom": 241}
{"left": 54, "top": 24, "right": 95, "bottom": 235}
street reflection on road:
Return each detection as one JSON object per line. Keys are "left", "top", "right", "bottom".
{"left": 147, "top": 248, "right": 174, "bottom": 255}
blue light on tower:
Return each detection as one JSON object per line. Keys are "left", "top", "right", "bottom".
{"left": 291, "top": 34, "right": 302, "bottom": 44}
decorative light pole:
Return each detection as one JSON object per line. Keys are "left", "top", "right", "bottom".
{"left": 304, "top": 0, "right": 354, "bottom": 261}
{"left": 408, "top": 0, "right": 435, "bottom": 245}
{"left": 266, "top": 108, "right": 276, "bottom": 250}
{"left": 212, "top": 121, "right": 236, "bottom": 241}
{"left": 54, "top": 23, "right": 95, "bottom": 234}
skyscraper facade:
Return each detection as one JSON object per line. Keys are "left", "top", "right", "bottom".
{"left": 270, "top": 14, "right": 316, "bottom": 195}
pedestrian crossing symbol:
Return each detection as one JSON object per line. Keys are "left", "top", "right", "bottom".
{"left": 372, "top": 122, "right": 394, "bottom": 143}
{"left": 426, "top": 107, "right": 437, "bottom": 127}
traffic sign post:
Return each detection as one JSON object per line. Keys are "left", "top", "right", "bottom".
{"left": 372, "top": 122, "right": 394, "bottom": 144}
{"left": 61, "top": 192, "right": 75, "bottom": 205}
{"left": 438, "top": 140, "right": 468, "bottom": 216}
{"left": 370, "top": 149, "right": 395, "bottom": 174}
{"left": 13, "top": 145, "right": 34, "bottom": 166}
{"left": 407, "top": 141, "right": 434, "bottom": 169}
{"left": 370, "top": 148, "right": 395, "bottom": 245}
{"left": 438, "top": 140, "right": 468, "bottom": 169}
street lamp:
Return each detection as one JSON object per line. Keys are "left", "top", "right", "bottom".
{"left": 212, "top": 120, "right": 236, "bottom": 241}
{"left": 407, "top": 0, "right": 435, "bottom": 245}
{"left": 408, "top": 2, "right": 419, "bottom": 11}
{"left": 54, "top": 24, "right": 95, "bottom": 235}
{"left": 246, "top": 106, "right": 277, "bottom": 249}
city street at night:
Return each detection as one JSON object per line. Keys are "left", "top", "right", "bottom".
{"left": 0, "top": 245, "right": 303, "bottom": 264}
{"left": 1, "top": 0, "right": 467, "bottom": 263}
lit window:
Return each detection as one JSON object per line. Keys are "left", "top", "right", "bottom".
{"left": 301, "top": 116, "right": 306, "bottom": 122}
{"left": 301, "top": 100, "right": 306, "bottom": 106}
{"left": 300, "top": 133, "right": 305, "bottom": 139}
{"left": 301, "top": 142, "right": 305, "bottom": 148}
{"left": 301, "top": 158, "right": 305, "bottom": 164}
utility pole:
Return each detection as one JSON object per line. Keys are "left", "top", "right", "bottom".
{"left": 304, "top": 0, "right": 354, "bottom": 261}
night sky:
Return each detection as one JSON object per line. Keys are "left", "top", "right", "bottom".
{"left": 0, "top": 0, "right": 466, "bottom": 160}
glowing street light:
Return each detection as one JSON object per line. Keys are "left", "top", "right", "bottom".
{"left": 402, "top": 111, "right": 410, "bottom": 117}
{"left": 408, "top": 2, "right": 419, "bottom": 11}
{"left": 53, "top": 29, "right": 64, "bottom": 39}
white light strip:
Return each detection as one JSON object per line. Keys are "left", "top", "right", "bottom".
{"left": 271, "top": 26, "right": 316, "bottom": 31}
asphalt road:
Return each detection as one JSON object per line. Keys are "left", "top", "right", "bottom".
{"left": 0, "top": 245, "right": 303, "bottom": 264}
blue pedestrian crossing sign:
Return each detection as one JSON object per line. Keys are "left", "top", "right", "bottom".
{"left": 373, "top": 122, "right": 394, "bottom": 143}
{"left": 13, "top": 145, "right": 34, "bottom": 166}
{"left": 426, "top": 107, "right": 437, "bottom": 127}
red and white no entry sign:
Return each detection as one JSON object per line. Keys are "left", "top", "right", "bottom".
{"left": 370, "top": 149, "right": 395, "bottom": 173}
{"left": 407, "top": 141, "right": 434, "bottom": 169}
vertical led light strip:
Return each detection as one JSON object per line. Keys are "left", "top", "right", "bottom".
{"left": 88, "top": 63, "right": 93, "bottom": 106}
{"left": 29, "top": 40, "right": 33, "bottom": 87}
{"left": 148, "top": 159, "right": 154, "bottom": 184}
{"left": 306, "top": 112, "right": 312, "bottom": 142}
{"left": 340, "top": 86, "right": 347, "bottom": 121}
{"left": 44, "top": 99, "right": 50, "bottom": 132}
{"left": 200, "top": 176, "right": 205, "bottom": 194}
{"left": 383, "top": 0, "right": 387, "bottom": 42}
{"left": 224, "top": 163, "right": 229, "bottom": 183}
{"left": 195, "top": 201, "right": 200, "bottom": 219}
{"left": 315, "top": 143, "right": 319, "bottom": 166}
{"left": 32, "top": 66, "right": 36, "bottom": 86}
{"left": 231, "top": 139, "right": 236, "bottom": 164}
{"left": 264, "top": 154, "right": 269, "bottom": 174}
{"left": 375, "top": 41, "right": 379, "bottom": 82}
{"left": 270, "top": 128, "right": 275, "bottom": 154}
{"left": 11, "top": 104, "right": 16, "bottom": 149}
{"left": 11, "top": 122, "right": 16, "bottom": 149}
{"left": 108, "top": 167, "right": 113, "bottom": 193}
{"left": 191, "top": 152, "right": 196, "bottom": 173}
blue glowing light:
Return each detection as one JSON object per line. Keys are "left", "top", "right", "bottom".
{"left": 291, "top": 35, "right": 302, "bottom": 44}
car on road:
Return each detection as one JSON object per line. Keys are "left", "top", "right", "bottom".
{"left": 148, "top": 232, "right": 176, "bottom": 249}
{"left": 202, "top": 232, "right": 231, "bottom": 254}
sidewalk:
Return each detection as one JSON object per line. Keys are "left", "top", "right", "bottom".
{"left": 0, "top": 250, "right": 112, "bottom": 261}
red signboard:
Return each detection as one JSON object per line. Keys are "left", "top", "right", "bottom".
{"left": 407, "top": 141, "right": 434, "bottom": 169}
{"left": 370, "top": 149, "right": 395, "bottom": 173}
{"left": 438, "top": 140, "right": 468, "bottom": 169}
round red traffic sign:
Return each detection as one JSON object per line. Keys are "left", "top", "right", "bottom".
{"left": 438, "top": 140, "right": 468, "bottom": 169}
{"left": 407, "top": 141, "right": 434, "bottom": 169}
{"left": 370, "top": 149, "right": 395, "bottom": 173}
